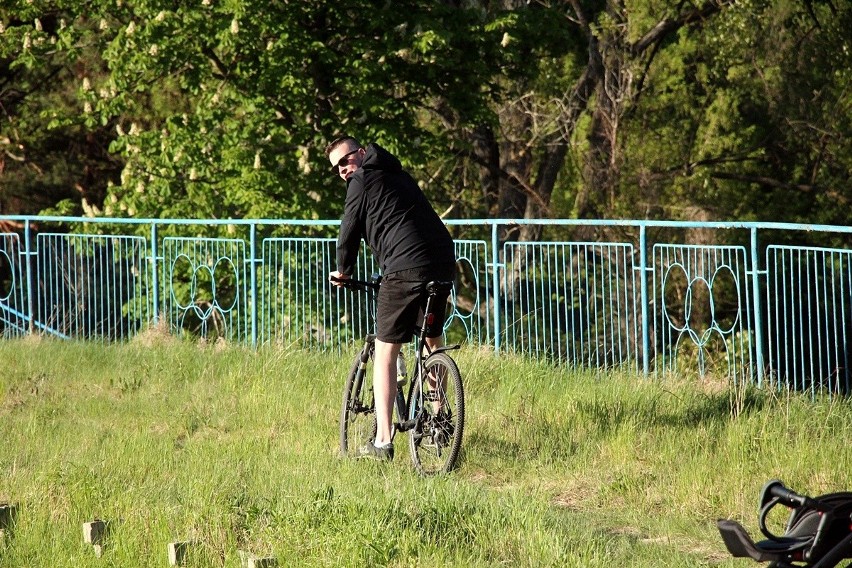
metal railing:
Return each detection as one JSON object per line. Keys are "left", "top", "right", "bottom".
{"left": 1, "top": 215, "right": 851, "bottom": 395}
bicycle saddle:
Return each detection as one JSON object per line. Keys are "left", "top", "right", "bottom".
{"left": 426, "top": 280, "right": 453, "bottom": 294}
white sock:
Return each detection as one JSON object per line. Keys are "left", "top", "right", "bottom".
{"left": 374, "top": 440, "right": 392, "bottom": 448}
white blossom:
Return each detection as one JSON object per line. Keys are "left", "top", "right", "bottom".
{"left": 82, "top": 198, "right": 101, "bottom": 217}
{"left": 230, "top": 18, "right": 239, "bottom": 34}
{"left": 298, "top": 146, "right": 311, "bottom": 175}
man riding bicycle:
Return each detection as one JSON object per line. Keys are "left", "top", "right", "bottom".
{"left": 326, "top": 135, "right": 456, "bottom": 461}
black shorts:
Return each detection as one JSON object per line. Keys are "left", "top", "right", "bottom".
{"left": 376, "top": 264, "right": 456, "bottom": 344}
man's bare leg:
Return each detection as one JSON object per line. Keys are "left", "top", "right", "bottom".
{"left": 373, "top": 339, "right": 402, "bottom": 445}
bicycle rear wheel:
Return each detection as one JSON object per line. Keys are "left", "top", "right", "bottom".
{"left": 408, "top": 351, "right": 464, "bottom": 475}
{"left": 339, "top": 344, "right": 376, "bottom": 457}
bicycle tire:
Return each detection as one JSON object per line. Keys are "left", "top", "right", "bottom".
{"left": 408, "top": 351, "right": 464, "bottom": 475}
{"left": 339, "top": 344, "right": 376, "bottom": 457}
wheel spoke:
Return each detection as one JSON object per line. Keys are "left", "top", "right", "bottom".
{"left": 408, "top": 352, "right": 464, "bottom": 475}
{"left": 340, "top": 346, "right": 377, "bottom": 458}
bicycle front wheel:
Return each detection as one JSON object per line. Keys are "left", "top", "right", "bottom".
{"left": 409, "top": 351, "right": 465, "bottom": 475}
{"left": 339, "top": 344, "right": 376, "bottom": 458}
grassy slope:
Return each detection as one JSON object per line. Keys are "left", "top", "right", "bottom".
{"left": 1, "top": 338, "right": 850, "bottom": 567}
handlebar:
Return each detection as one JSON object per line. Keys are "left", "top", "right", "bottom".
{"left": 330, "top": 275, "right": 381, "bottom": 292}
{"left": 757, "top": 480, "right": 827, "bottom": 544}
{"left": 763, "top": 479, "right": 819, "bottom": 509}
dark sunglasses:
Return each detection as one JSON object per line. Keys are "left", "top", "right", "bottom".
{"left": 332, "top": 148, "right": 361, "bottom": 173}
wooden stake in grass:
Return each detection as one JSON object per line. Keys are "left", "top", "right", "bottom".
{"left": 239, "top": 551, "right": 278, "bottom": 568}
{"left": 168, "top": 541, "right": 191, "bottom": 566}
{"left": 83, "top": 520, "right": 108, "bottom": 557}
{"left": 0, "top": 503, "right": 18, "bottom": 540}
{"left": 248, "top": 557, "right": 278, "bottom": 568}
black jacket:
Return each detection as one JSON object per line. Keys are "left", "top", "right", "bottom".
{"left": 336, "top": 144, "right": 455, "bottom": 276}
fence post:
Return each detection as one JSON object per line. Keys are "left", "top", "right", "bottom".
{"left": 639, "top": 224, "right": 650, "bottom": 376}
{"left": 490, "top": 221, "right": 501, "bottom": 353}
{"left": 750, "top": 227, "right": 765, "bottom": 387}
{"left": 23, "top": 220, "right": 34, "bottom": 335}
{"left": 151, "top": 223, "right": 159, "bottom": 326}
{"left": 250, "top": 222, "right": 258, "bottom": 348}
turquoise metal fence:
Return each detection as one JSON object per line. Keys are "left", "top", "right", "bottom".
{"left": 1, "top": 216, "right": 851, "bottom": 395}
{"left": 652, "top": 244, "right": 754, "bottom": 383}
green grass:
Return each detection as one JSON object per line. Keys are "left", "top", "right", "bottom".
{"left": 1, "top": 337, "right": 851, "bottom": 567}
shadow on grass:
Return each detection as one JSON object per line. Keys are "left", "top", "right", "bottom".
{"left": 574, "top": 386, "right": 768, "bottom": 431}
{"left": 463, "top": 430, "right": 523, "bottom": 461}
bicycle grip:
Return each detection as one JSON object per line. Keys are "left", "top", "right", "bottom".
{"left": 330, "top": 275, "right": 360, "bottom": 290}
{"left": 330, "top": 275, "right": 380, "bottom": 291}
{"left": 765, "top": 480, "right": 815, "bottom": 508}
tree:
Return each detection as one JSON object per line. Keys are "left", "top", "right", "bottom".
{"left": 467, "top": 0, "right": 851, "bottom": 236}
{"left": 0, "top": 4, "right": 121, "bottom": 218}
{"left": 3, "top": 1, "right": 509, "bottom": 235}
{"left": 1, "top": 0, "right": 848, "bottom": 238}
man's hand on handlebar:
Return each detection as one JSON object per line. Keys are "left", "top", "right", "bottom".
{"left": 329, "top": 271, "right": 350, "bottom": 288}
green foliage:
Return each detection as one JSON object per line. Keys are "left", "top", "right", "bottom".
{"left": 604, "top": 0, "right": 852, "bottom": 225}
{"left": 0, "top": 3, "right": 119, "bottom": 215}
{"left": 1, "top": 1, "right": 849, "bottom": 228}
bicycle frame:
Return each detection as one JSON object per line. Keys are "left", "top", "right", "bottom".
{"left": 335, "top": 273, "right": 465, "bottom": 473}
{"left": 333, "top": 275, "right": 458, "bottom": 437}
{"left": 394, "top": 279, "right": 459, "bottom": 435}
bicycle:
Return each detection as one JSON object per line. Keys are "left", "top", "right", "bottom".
{"left": 333, "top": 275, "right": 465, "bottom": 475}
{"left": 717, "top": 479, "right": 852, "bottom": 567}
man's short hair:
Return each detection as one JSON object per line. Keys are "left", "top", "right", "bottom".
{"left": 324, "top": 136, "right": 361, "bottom": 158}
